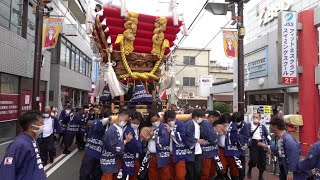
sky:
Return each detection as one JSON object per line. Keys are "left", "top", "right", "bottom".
{"left": 90, "top": 0, "right": 260, "bottom": 66}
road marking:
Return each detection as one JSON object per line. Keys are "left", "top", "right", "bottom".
{"left": 0, "top": 140, "right": 13, "bottom": 146}
{"left": 46, "top": 149, "right": 79, "bottom": 177}
{"left": 44, "top": 153, "right": 65, "bottom": 171}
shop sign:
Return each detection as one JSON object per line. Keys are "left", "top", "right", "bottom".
{"left": 244, "top": 46, "right": 268, "bottom": 80}
{"left": 0, "top": 94, "right": 19, "bottom": 122}
{"left": 199, "top": 75, "right": 213, "bottom": 97}
{"left": 20, "top": 91, "right": 44, "bottom": 114}
{"left": 279, "top": 11, "right": 297, "bottom": 84}
{"left": 260, "top": 0, "right": 292, "bottom": 26}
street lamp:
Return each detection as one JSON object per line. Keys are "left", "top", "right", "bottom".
{"left": 205, "top": 0, "right": 249, "bottom": 114}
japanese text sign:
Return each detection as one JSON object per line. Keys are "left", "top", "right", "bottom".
{"left": 0, "top": 94, "right": 19, "bottom": 122}
{"left": 279, "top": 11, "right": 297, "bottom": 84}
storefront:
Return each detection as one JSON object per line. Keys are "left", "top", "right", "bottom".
{"left": 0, "top": 73, "right": 47, "bottom": 143}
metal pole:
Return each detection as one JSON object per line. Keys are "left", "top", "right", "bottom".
{"left": 237, "top": 1, "right": 245, "bottom": 114}
{"left": 32, "top": 0, "right": 44, "bottom": 110}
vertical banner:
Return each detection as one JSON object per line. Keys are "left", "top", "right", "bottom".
{"left": 42, "top": 18, "right": 62, "bottom": 50}
{"left": 222, "top": 30, "right": 238, "bottom": 59}
{"left": 279, "top": 11, "right": 297, "bottom": 84}
{"left": 199, "top": 75, "right": 212, "bottom": 97}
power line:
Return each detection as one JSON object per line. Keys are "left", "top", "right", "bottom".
{"left": 175, "top": 19, "right": 232, "bottom": 76}
{"left": 172, "top": 0, "right": 210, "bottom": 54}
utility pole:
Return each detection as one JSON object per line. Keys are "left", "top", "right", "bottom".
{"left": 32, "top": 0, "right": 44, "bottom": 110}
{"left": 237, "top": 0, "right": 245, "bottom": 114}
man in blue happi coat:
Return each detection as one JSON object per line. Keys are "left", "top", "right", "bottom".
{"left": 80, "top": 113, "right": 109, "bottom": 180}
{"left": 184, "top": 109, "right": 206, "bottom": 180}
{"left": 258, "top": 117, "right": 311, "bottom": 180}
{"left": 146, "top": 111, "right": 171, "bottom": 180}
{"left": 297, "top": 128, "right": 320, "bottom": 179}
{"left": 198, "top": 111, "right": 219, "bottom": 180}
{"left": 164, "top": 110, "right": 187, "bottom": 180}
{"left": 62, "top": 108, "right": 83, "bottom": 154}
{"left": 119, "top": 111, "right": 143, "bottom": 180}
{"left": 101, "top": 109, "right": 133, "bottom": 180}
{"left": 234, "top": 112, "right": 250, "bottom": 180}
{"left": 0, "top": 111, "right": 47, "bottom": 180}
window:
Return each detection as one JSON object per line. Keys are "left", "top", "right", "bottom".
{"left": 27, "top": 3, "right": 35, "bottom": 42}
{"left": 216, "top": 78, "right": 228, "bottom": 82}
{"left": 71, "top": 50, "right": 75, "bottom": 70}
{"left": 88, "top": 62, "right": 92, "bottom": 78}
{"left": 86, "top": 61, "right": 89, "bottom": 76}
{"left": 1, "top": 73, "right": 19, "bottom": 94}
{"left": 79, "top": 55, "right": 84, "bottom": 74}
{"left": 183, "top": 77, "right": 195, "bottom": 86}
{"left": 60, "top": 43, "right": 66, "bottom": 66}
{"left": 10, "top": 0, "right": 22, "bottom": 35}
{"left": 183, "top": 56, "right": 195, "bottom": 65}
{"left": 66, "top": 47, "right": 70, "bottom": 68}
{"left": 0, "top": 121, "right": 17, "bottom": 143}
{"left": 75, "top": 52, "right": 80, "bottom": 72}
{"left": 0, "top": 0, "right": 10, "bottom": 29}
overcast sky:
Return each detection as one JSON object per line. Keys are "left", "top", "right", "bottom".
{"left": 90, "top": 0, "right": 260, "bottom": 66}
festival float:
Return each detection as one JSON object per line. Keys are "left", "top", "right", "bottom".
{"left": 91, "top": 0, "right": 187, "bottom": 114}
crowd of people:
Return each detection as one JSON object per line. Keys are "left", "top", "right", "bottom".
{"left": 0, "top": 103, "right": 319, "bottom": 180}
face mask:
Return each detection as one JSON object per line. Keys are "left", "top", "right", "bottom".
{"left": 50, "top": 112, "right": 55, "bottom": 116}
{"left": 197, "top": 118, "right": 203, "bottom": 124}
{"left": 236, "top": 122, "right": 242, "bottom": 126}
{"left": 43, "top": 113, "right": 50, "bottom": 118}
{"left": 152, "top": 121, "right": 160, "bottom": 128}
{"left": 168, "top": 121, "right": 175, "bottom": 127}
{"left": 131, "top": 123, "right": 140, "bottom": 130}
{"left": 32, "top": 124, "right": 44, "bottom": 136}
{"left": 119, "top": 121, "right": 127, "bottom": 128}
{"left": 253, "top": 118, "right": 260, "bottom": 123}
{"left": 66, "top": 110, "right": 70, "bottom": 114}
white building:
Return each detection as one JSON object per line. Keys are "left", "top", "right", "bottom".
{"left": 172, "top": 48, "right": 233, "bottom": 108}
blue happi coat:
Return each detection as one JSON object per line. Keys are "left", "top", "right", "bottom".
{"left": 184, "top": 119, "right": 198, "bottom": 162}
{"left": 85, "top": 119, "right": 106, "bottom": 159}
{"left": 59, "top": 109, "right": 71, "bottom": 131}
{"left": 248, "top": 123, "right": 271, "bottom": 150}
{"left": 153, "top": 122, "right": 170, "bottom": 168}
{"left": 122, "top": 125, "right": 142, "bottom": 175}
{"left": 237, "top": 122, "right": 250, "bottom": 156}
{"left": 199, "top": 120, "right": 219, "bottom": 158}
{"left": 298, "top": 141, "right": 320, "bottom": 179}
{"left": 271, "top": 132, "right": 311, "bottom": 180}
{"left": 100, "top": 124, "right": 124, "bottom": 173}
{"left": 225, "top": 122, "right": 240, "bottom": 157}
{"left": 170, "top": 120, "right": 187, "bottom": 163}
{"left": 62, "top": 114, "right": 82, "bottom": 135}
{"left": 0, "top": 133, "right": 46, "bottom": 180}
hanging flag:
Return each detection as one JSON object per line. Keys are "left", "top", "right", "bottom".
{"left": 222, "top": 30, "right": 238, "bottom": 58}
{"left": 42, "top": 18, "right": 62, "bottom": 50}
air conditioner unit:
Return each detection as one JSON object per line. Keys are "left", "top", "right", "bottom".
{"left": 188, "top": 92, "right": 194, "bottom": 98}
{"left": 62, "top": 24, "right": 79, "bottom": 36}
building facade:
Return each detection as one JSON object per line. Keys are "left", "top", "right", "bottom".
{"left": 0, "top": 0, "right": 93, "bottom": 143}
{"left": 211, "top": 0, "right": 320, "bottom": 114}
{"left": 210, "top": 0, "right": 320, "bottom": 151}
{"left": 172, "top": 48, "right": 233, "bottom": 108}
